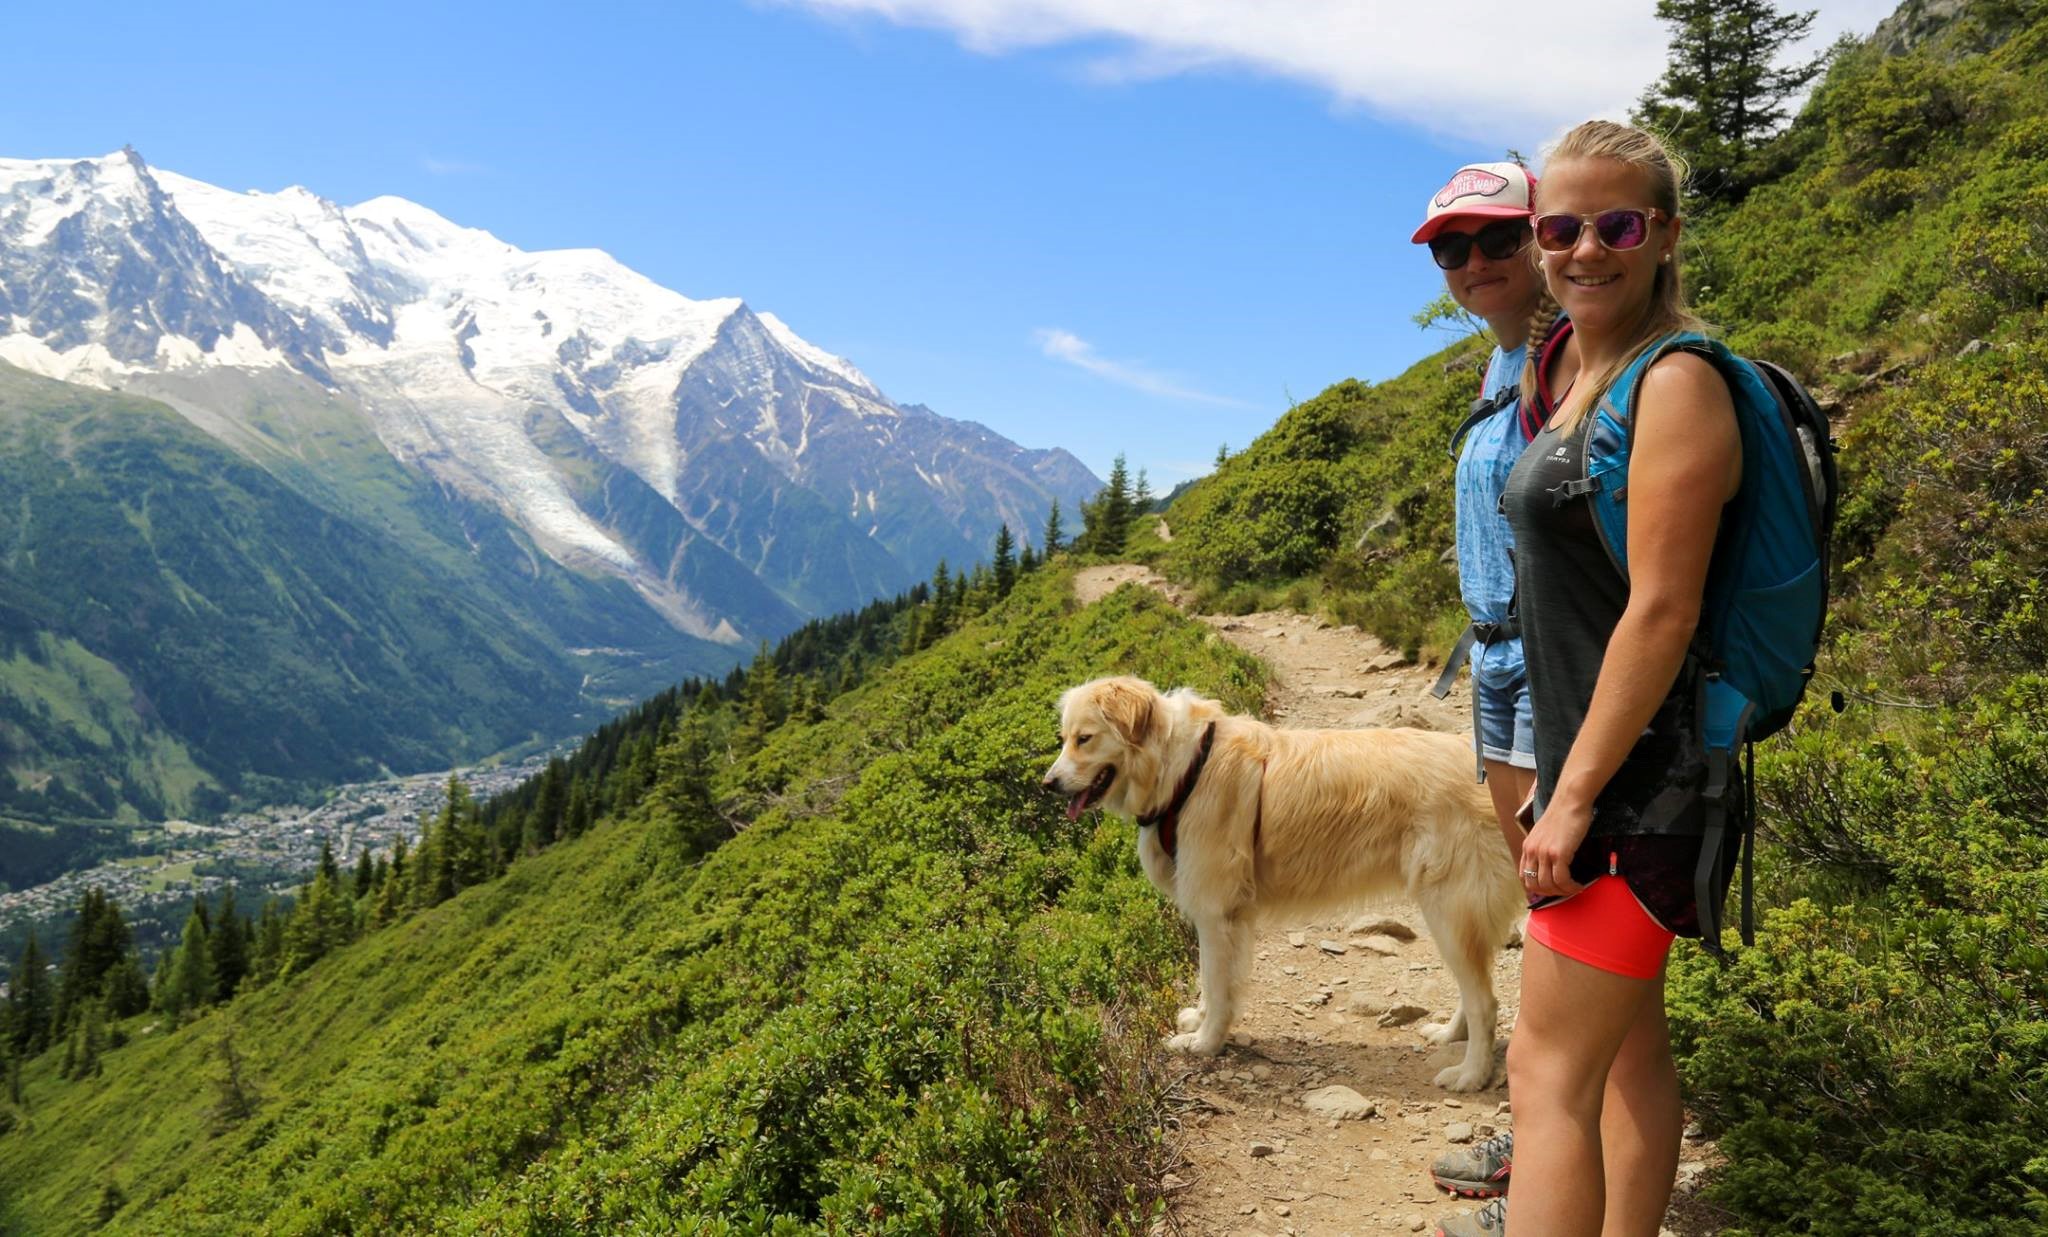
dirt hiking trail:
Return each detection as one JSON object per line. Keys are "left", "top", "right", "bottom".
{"left": 1072, "top": 565, "right": 1723, "bottom": 1237}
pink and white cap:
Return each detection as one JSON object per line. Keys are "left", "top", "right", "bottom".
{"left": 1410, "top": 161, "right": 1536, "bottom": 243}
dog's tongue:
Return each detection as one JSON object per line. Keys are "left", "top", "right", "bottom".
{"left": 1066, "top": 792, "right": 1087, "bottom": 822}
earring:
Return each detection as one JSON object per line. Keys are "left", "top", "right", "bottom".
{"left": 1660, "top": 253, "right": 1671, "bottom": 264}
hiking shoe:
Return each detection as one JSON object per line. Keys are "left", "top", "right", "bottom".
{"left": 1436, "top": 1196, "right": 1507, "bottom": 1236}
{"left": 1430, "top": 1130, "right": 1512, "bottom": 1198}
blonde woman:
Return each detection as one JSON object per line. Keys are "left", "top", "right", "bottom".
{"left": 1439, "top": 120, "right": 1740, "bottom": 1237}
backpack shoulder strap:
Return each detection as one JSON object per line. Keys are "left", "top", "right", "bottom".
{"left": 1550, "top": 331, "right": 1712, "bottom": 580}
{"left": 1445, "top": 389, "right": 1515, "bottom": 460}
{"left": 1529, "top": 316, "right": 1574, "bottom": 436}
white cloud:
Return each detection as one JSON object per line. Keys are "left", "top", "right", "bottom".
{"left": 774, "top": 0, "right": 1901, "bottom": 143}
{"left": 1036, "top": 327, "right": 1249, "bottom": 406}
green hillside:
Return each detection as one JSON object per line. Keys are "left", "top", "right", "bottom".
{"left": 0, "top": 365, "right": 738, "bottom": 860}
{"left": 1157, "top": 8, "right": 2048, "bottom": 1232}
{"left": 0, "top": 566, "right": 1264, "bottom": 1232}
{"left": 3, "top": 5, "right": 2044, "bottom": 1235}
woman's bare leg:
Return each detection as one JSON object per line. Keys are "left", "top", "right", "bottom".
{"left": 1482, "top": 759, "right": 1536, "bottom": 867}
{"left": 1599, "top": 978, "right": 1682, "bottom": 1237}
{"left": 1504, "top": 936, "right": 1667, "bottom": 1235}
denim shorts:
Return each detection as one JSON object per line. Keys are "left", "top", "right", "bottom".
{"left": 1473, "top": 672, "right": 1536, "bottom": 770}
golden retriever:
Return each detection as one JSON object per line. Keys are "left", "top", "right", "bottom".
{"left": 1042, "top": 675, "right": 1523, "bottom": 1091}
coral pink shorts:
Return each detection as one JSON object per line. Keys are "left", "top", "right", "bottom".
{"left": 1526, "top": 873, "right": 1676, "bottom": 979}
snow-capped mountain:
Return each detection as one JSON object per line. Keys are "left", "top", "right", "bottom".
{"left": 0, "top": 149, "right": 1098, "bottom": 642}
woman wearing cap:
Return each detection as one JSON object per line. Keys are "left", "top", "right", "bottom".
{"left": 1412, "top": 161, "right": 1556, "bottom": 865}
{"left": 1411, "top": 159, "right": 1563, "bottom": 1210}
{"left": 1437, "top": 121, "right": 1741, "bottom": 1237}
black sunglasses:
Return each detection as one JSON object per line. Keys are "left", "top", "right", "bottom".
{"left": 1427, "top": 219, "right": 1531, "bottom": 271}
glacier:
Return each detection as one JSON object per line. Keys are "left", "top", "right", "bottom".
{"left": 0, "top": 149, "right": 1099, "bottom": 644}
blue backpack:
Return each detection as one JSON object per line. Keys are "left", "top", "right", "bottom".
{"left": 1563, "top": 331, "right": 1838, "bottom": 955}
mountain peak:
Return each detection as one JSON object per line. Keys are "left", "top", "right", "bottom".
{"left": 0, "top": 153, "right": 1101, "bottom": 643}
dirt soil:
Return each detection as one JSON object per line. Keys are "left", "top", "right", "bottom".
{"left": 1071, "top": 564, "right": 1726, "bottom": 1237}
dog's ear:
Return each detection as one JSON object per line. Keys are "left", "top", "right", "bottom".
{"left": 1098, "top": 678, "right": 1156, "bottom": 745}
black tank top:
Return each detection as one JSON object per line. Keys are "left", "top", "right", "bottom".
{"left": 1502, "top": 413, "right": 1720, "bottom": 934}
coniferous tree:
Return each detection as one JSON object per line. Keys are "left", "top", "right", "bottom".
{"left": 1019, "top": 542, "right": 1040, "bottom": 574}
{"left": 992, "top": 525, "right": 1018, "bottom": 598}
{"left": 486, "top": 808, "right": 515, "bottom": 880}
{"left": 368, "top": 861, "right": 400, "bottom": 928}
{"left": 103, "top": 956, "right": 149, "bottom": 1019}
{"left": 1042, "top": 499, "right": 1064, "bottom": 555}
{"left": 735, "top": 645, "right": 783, "bottom": 754}
{"left": 353, "top": 848, "right": 374, "bottom": 900}
{"left": 525, "top": 763, "right": 565, "bottom": 853}
{"left": 432, "top": 774, "right": 476, "bottom": 886}
{"left": 783, "top": 676, "right": 815, "bottom": 727}
{"left": 1133, "top": 468, "right": 1154, "bottom": 514}
{"left": 1215, "top": 443, "right": 1230, "bottom": 468}
{"left": 210, "top": 1030, "right": 260, "bottom": 1130}
{"left": 428, "top": 817, "right": 457, "bottom": 906}
{"left": 54, "top": 888, "right": 133, "bottom": 1035}
{"left": 164, "top": 907, "right": 214, "bottom": 1019}
{"left": 389, "top": 836, "right": 408, "bottom": 889}
{"left": 946, "top": 559, "right": 971, "bottom": 613}
{"left": 9, "top": 932, "right": 53, "bottom": 1055}
{"left": 1077, "top": 454, "right": 1135, "bottom": 555}
{"left": 283, "top": 870, "right": 344, "bottom": 975}
{"left": 93, "top": 1182, "right": 126, "bottom": 1226}
{"left": 317, "top": 837, "right": 340, "bottom": 887}
{"left": 411, "top": 779, "right": 472, "bottom": 908}
{"left": 656, "top": 709, "right": 720, "bottom": 853}
{"left": 149, "top": 944, "right": 177, "bottom": 1015}
{"left": 208, "top": 888, "right": 249, "bottom": 1003}
{"left": 1634, "top": 0, "right": 1821, "bottom": 203}
{"left": 563, "top": 778, "right": 594, "bottom": 841}
{"left": 613, "top": 732, "right": 657, "bottom": 812}
{"left": 966, "top": 563, "right": 994, "bottom": 613}
{"left": 928, "top": 561, "right": 954, "bottom": 638}
{"left": 75, "top": 999, "right": 105, "bottom": 1079}
{"left": 252, "top": 899, "right": 286, "bottom": 986}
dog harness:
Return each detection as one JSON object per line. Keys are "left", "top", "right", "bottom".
{"left": 1138, "top": 722, "right": 1216, "bottom": 861}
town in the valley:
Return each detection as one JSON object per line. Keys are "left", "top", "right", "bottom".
{"left": 0, "top": 757, "right": 552, "bottom": 976}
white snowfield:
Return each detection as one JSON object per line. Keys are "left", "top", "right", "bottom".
{"left": 0, "top": 151, "right": 1087, "bottom": 642}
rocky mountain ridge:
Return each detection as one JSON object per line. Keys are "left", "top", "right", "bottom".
{"left": 0, "top": 149, "right": 1097, "bottom": 639}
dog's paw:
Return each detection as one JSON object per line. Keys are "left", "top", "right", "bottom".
{"left": 1176, "top": 1006, "right": 1206, "bottom": 1033}
{"left": 1420, "top": 1020, "right": 1468, "bottom": 1046}
{"left": 1433, "top": 1061, "right": 1496, "bottom": 1093}
{"left": 1165, "top": 1031, "right": 1228, "bottom": 1057}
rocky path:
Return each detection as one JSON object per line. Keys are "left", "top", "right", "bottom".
{"left": 1071, "top": 564, "right": 1722, "bottom": 1237}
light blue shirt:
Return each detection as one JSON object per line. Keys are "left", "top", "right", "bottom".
{"left": 1453, "top": 343, "right": 1530, "bottom": 692}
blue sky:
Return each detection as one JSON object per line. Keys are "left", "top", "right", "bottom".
{"left": 6, "top": 0, "right": 1893, "bottom": 487}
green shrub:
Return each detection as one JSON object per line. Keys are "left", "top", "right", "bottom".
{"left": 1669, "top": 677, "right": 2048, "bottom": 1236}
{"left": 1154, "top": 14, "right": 2048, "bottom": 1233}
{"left": 1952, "top": 182, "right": 2048, "bottom": 309}
{"left": 0, "top": 571, "right": 1268, "bottom": 1233}
{"left": 1166, "top": 382, "right": 1369, "bottom": 585}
